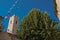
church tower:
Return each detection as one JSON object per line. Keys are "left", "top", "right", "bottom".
{"left": 7, "top": 14, "right": 19, "bottom": 35}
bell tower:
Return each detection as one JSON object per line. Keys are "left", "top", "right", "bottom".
{"left": 7, "top": 14, "right": 19, "bottom": 35}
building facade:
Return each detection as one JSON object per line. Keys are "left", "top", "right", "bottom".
{"left": 7, "top": 14, "right": 19, "bottom": 35}
{"left": 7, "top": 14, "right": 19, "bottom": 40}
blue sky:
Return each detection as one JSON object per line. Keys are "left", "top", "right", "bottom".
{"left": 0, "top": 0, "right": 59, "bottom": 31}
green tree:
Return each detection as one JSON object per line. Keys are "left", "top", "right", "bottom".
{"left": 17, "top": 9, "right": 59, "bottom": 40}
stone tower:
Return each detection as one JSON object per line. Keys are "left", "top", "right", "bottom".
{"left": 7, "top": 14, "right": 19, "bottom": 35}
{"left": 7, "top": 15, "right": 19, "bottom": 40}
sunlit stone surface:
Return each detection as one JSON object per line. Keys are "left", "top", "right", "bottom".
{"left": 55, "top": 0, "right": 60, "bottom": 20}
{"left": 0, "top": 32, "right": 11, "bottom": 40}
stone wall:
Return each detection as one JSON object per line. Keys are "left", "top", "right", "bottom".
{"left": 0, "top": 32, "right": 18, "bottom": 40}
{"left": 0, "top": 32, "right": 11, "bottom": 40}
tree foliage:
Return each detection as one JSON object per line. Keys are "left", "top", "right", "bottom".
{"left": 17, "top": 9, "right": 60, "bottom": 40}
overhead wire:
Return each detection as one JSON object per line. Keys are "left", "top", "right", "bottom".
{"left": 8, "top": 0, "right": 18, "bottom": 13}
{"left": 8, "top": 0, "right": 24, "bottom": 13}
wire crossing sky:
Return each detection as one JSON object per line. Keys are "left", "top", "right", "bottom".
{"left": 8, "top": 0, "right": 24, "bottom": 13}
{"left": 8, "top": 0, "right": 18, "bottom": 13}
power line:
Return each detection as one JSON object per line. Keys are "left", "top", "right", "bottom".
{"left": 8, "top": 0, "right": 18, "bottom": 13}
{"left": 8, "top": 0, "right": 24, "bottom": 13}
